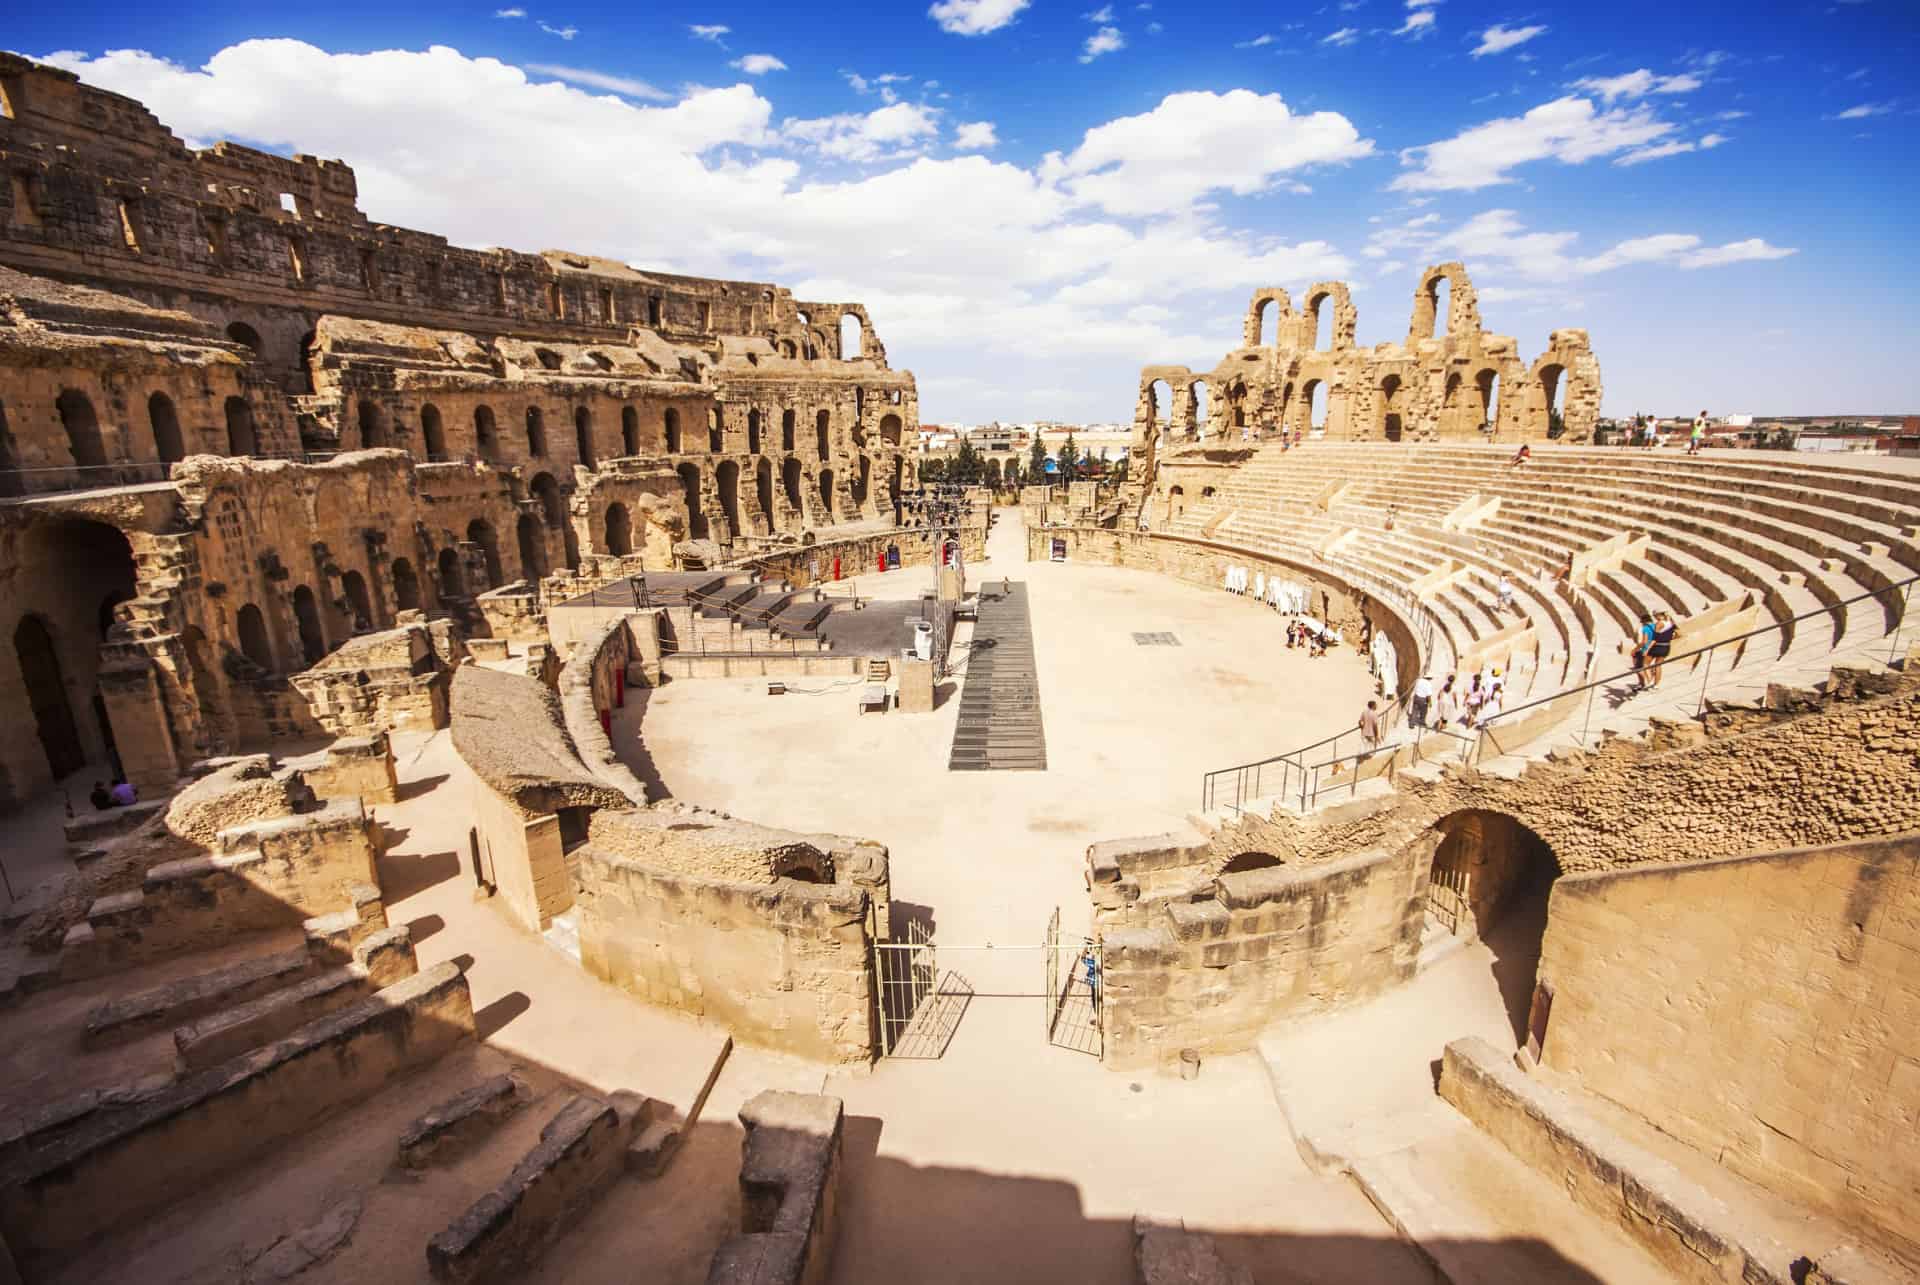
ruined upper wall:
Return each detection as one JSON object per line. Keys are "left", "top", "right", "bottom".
{"left": 0, "top": 54, "right": 892, "bottom": 365}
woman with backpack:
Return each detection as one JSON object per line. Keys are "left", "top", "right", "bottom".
{"left": 1646, "top": 611, "right": 1679, "bottom": 689}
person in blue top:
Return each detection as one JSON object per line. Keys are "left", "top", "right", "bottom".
{"left": 1631, "top": 614, "right": 1656, "bottom": 690}
{"left": 1645, "top": 612, "right": 1679, "bottom": 690}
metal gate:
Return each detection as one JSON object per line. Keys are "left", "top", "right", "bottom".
{"left": 871, "top": 910, "right": 1103, "bottom": 1060}
{"left": 1428, "top": 856, "right": 1466, "bottom": 935}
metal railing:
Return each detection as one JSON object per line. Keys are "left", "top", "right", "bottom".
{"left": 1202, "top": 570, "right": 1917, "bottom": 815}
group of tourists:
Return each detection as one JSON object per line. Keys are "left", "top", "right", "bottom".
{"left": 1287, "top": 619, "right": 1330, "bottom": 658}
{"left": 1359, "top": 664, "right": 1510, "bottom": 749}
{"left": 89, "top": 778, "right": 138, "bottom": 810}
{"left": 1631, "top": 611, "right": 1680, "bottom": 690}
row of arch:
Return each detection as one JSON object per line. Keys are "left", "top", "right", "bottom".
{"left": 1, "top": 390, "right": 263, "bottom": 487}
{"left": 672, "top": 453, "right": 904, "bottom": 542}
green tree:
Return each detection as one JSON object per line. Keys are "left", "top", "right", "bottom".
{"left": 1027, "top": 435, "right": 1048, "bottom": 485}
{"left": 1547, "top": 408, "right": 1566, "bottom": 439}
{"left": 920, "top": 456, "right": 947, "bottom": 483}
{"left": 1057, "top": 433, "right": 1079, "bottom": 483}
{"left": 952, "top": 440, "right": 981, "bottom": 485}
{"left": 985, "top": 456, "right": 1003, "bottom": 487}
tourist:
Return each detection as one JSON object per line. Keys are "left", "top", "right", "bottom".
{"left": 1409, "top": 674, "right": 1434, "bottom": 729}
{"left": 1509, "top": 443, "right": 1531, "bottom": 468}
{"left": 1646, "top": 611, "right": 1679, "bottom": 689}
{"left": 1481, "top": 677, "right": 1504, "bottom": 722}
{"left": 1384, "top": 505, "right": 1398, "bottom": 531}
{"left": 1689, "top": 410, "right": 1708, "bottom": 456}
{"left": 1358, "top": 700, "right": 1383, "bottom": 749}
{"left": 1434, "top": 674, "right": 1460, "bottom": 730}
{"left": 1496, "top": 575, "right": 1515, "bottom": 613}
{"left": 1463, "top": 672, "right": 1484, "bottom": 727}
{"left": 1553, "top": 552, "right": 1574, "bottom": 586}
{"left": 109, "top": 778, "right": 137, "bottom": 807}
{"left": 1631, "top": 613, "right": 1656, "bottom": 689}
{"left": 89, "top": 781, "right": 113, "bottom": 810}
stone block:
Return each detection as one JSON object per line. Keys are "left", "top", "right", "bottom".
{"left": 398, "top": 1075, "right": 525, "bottom": 1169}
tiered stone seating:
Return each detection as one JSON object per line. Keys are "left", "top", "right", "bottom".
{"left": 1159, "top": 442, "right": 1920, "bottom": 786}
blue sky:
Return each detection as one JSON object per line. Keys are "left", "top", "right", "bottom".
{"left": 16, "top": 0, "right": 1918, "bottom": 422}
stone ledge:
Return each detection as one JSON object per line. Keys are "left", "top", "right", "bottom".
{"left": 399, "top": 1074, "right": 525, "bottom": 1170}
{"left": 707, "top": 1091, "right": 843, "bottom": 1285}
{"left": 82, "top": 944, "right": 311, "bottom": 1050}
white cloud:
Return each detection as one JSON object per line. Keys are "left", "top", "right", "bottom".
{"left": 494, "top": 8, "right": 526, "bottom": 18}
{"left": 1080, "top": 27, "right": 1126, "bottom": 62}
{"left": 1714, "top": 109, "right": 1749, "bottom": 121}
{"left": 525, "top": 63, "right": 671, "bottom": 100}
{"left": 784, "top": 103, "right": 943, "bottom": 164}
{"left": 1147, "top": 21, "right": 1163, "bottom": 33}
{"left": 1698, "top": 132, "right": 1727, "bottom": 149}
{"left": 1083, "top": 4, "right": 1115, "bottom": 19}
{"left": 928, "top": 0, "right": 1030, "bottom": 36}
{"left": 1045, "top": 89, "right": 1373, "bottom": 217}
{"left": 1674, "top": 238, "right": 1796, "bottom": 269}
{"left": 1391, "top": 94, "right": 1675, "bottom": 191}
{"left": 1569, "top": 69, "right": 1702, "bottom": 101}
{"left": 953, "top": 121, "right": 999, "bottom": 150}
{"left": 1471, "top": 24, "right": 1546, "bottom": 58}
{"left": 689, "top": 24, "right": 730, "bottom": 42}
{"left": 1395, "top": 11, "right": 1436, "bottom": 37}
{"left": 538, "top": 23, "right": 579, "bottom": 40}
{"left": 1836, "top": 102, "right": 1893, "bottom": 119}
{"left": 1614, "top": 140, "right": 1694, "bottom": 165}
{"left": 731, "top": 54, "right": 788, "bottom": 75}
{"left": 1407, "top": 0, "right": 1440, "bottom": 7}
{"left": 1236, "top": 34, "right": 1277, "bottom": 48}
{"left": 1366, "top": 208, "right": 1795, "bottom": 284}
{"left": 1322, "top": 27, "right": 1360, "bottom": 46}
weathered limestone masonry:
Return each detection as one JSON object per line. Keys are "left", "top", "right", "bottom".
{"left": 1125, "top": 264, "right": 1600, "bottom": 506}
{"left": 1094, "top": 663, "right": 1920, "bottom": 1070}
{"left": 707, "top": 1091, "right": 846, "bottom": 1285}
{"left": 0, "top": 52, "right": 918, "bottom": 808}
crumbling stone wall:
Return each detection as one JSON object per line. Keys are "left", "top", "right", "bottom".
{"left": 1537, "top": 832, "right": 1920, "bottom": 1258}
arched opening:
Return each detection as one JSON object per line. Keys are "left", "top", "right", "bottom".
{"left": 747, "top": 409, "right": 762, "bottom": 455}
{"left": 574, "top": 406, "right": 596, "bottom": 467}
{"left": 708, "top": 408, "right": 723, "bottom": 454}
{"left": 526, "top": 407, "right": 547, "bottom": 458}
{"left": 291, "top": 585, "right": 327, "bottom": 665}
{"left": 1148, "top": 379, "right": 1172, "bottom": 443}
{"left": 391, "top": 559, "right": 421, "bottom": 613}
{"left": 1221, "top": 851, "right": 1282, "bottom": 875}
{"left": 225, "top": 321, "right": 261, "bottom": 352}
{"left": 1278, "top": 382, "right": 1294, "bottom": 432}
{"left": 1165, "top": 484, "right": 1185, "bottom": 523}
{"left": 621, "top": 406, "right": 640, "bottom": 456}
{"left": 1442, "top": 371, "right": 1463, "bottom": 430}
{"left": 437, "top": 548, "right": 465, "bottom": 598}
{"left": 357, "top": 399, "right": 386, "bottom": 449}
{"left": 340, "top": 570, "right": 374, "bottom": 632}
{"left": 1539, "top": 364, "right": 1567, "bottom": 438}
{"left": 879, "top": 412, "right": 902, "bottom": 446}
{"left": 1310, "top": 294, "right": 1333, "bottom": 351}
{"left": 531, "top": 472, "right": 565, "bottom": 532}
{"left": 754, "top": 458, "right": 774, "bottom": 532}
{"left": 781, "top": 409, "right": 796, "bottom": 453}
{"left": 677, "top": 463, "right": 707, "bottom": 539}
{"left": 853, "top": 455, "right": 870, "bottom": 509}
{"left": 1255, "top": 298, "right": 1276, "bottom": 347}
{"left": 421, "top": 404, "right": 447, "bottom": 462}
{"left": 148, "top": 392, "right": 185, "bottom": 469}
{"left": 235, "top": 603, "right": 274, "bottom": 671}
{"left": 664, "top": 407, "right": 682, "bottom": 454}
{"left": 1426, "top": 810, "right": 1560, "bottom": 1045}
{"left": 517, "top": 513, "right": 546, "bottom": 581}
{"left": 604, "top": 503, "right": 633, "bottom": 556}
{"left": 1306, "top": 379, "right": 1328, "bottom": 430}
{"left": 815, "top": 410, "right": 831, "bottom": 460}
{"left": 1476, "top": 369, "right": 1500, "bottom": 432}
{"left": 474, "top": 406, "right": 498, "bottom": 461}
{"left": 818, "top": 468, "right": 835, "bottom": 517}
{"left": 297, "top": 331, "right": 318, "bottom": 395}
{"left": 716, "top": 460, "right": 741, "bottom": 538}
{"left": 1430, "top": 275, "right": 1452, "bottom": 339}
{"left": 15, "top": 616, "right": 85, "bottom": 779}
{"left": 466, "top": 519, "right": 503, "bottom": 589}
{"left": 1186, "top": 379, "right": 1210, "bottom": 438}
{"left": 57, "top": 390, "right": 107, "bottom": 470}
{"left": 0, "top": 400, "right": 19, "bottom": 499}
{"left": 1380, "top": 374, "right": 1403, "bottom": 442}
{"left": 840, "top": 314, "right": 861, "bottom": 359}
{"left": 781, "top": 457, "right": 803, "bottom": 519}
{"left": 225, "top": 397, "right": 257, "bottom": 457}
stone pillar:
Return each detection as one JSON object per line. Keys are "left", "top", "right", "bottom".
{"left": 96, "top": 653, "right": 180, "bottom": 793}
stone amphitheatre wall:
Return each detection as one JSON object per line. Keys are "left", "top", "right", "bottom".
{"left": 1095, "top": 662, "right": 1920, "bottom": 1070}
{"left": 1536, "top": 832, "right": 1920, "bottom": 1258}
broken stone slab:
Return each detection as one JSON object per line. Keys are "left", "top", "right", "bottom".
{"left": 173, "top": 964, "right": 372, "bottom": 1073}
{"left": 397, "top": 1075, "right": 525, "bottom": 1170}
{"left": 249, "top": 1196, "right": 362, "bottom": 1282}
{"left": 84, "top": 944, "right": 312, "bottom": 1050}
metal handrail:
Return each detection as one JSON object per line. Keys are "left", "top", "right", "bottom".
{"left": 1202, "top": 568, "right": 1917, "bottom": 814}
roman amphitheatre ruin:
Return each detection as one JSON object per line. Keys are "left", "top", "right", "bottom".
{"left": 0, "top": 51, "right": 1915, "bottom": 1285}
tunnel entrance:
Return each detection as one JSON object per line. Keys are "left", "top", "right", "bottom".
{"left": 1426, "top": 809, "right": 1559, "bottom": 1045}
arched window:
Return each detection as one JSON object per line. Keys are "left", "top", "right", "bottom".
{"left": 754, "top": 458, "right": 773, "bottom": 531}
{"left": 148, "top": 392, "right": 185, "bottom": 468}
{"left": 819, "top": 467, "right": 835, "bottom": 514}
{"left": 340, "top": 570, "right": 374, "bottom": 632}
{"left": 225, "top": 321, "right": 261, "bottom": 352}
{"left": 291, "top": 585, "right": 326, "bottom": 665}
{"left": 574, "top": 406, "right": 595, "bottom": 467}
{"left": 781, "top": 409, "right": 796, "bottom": 453}
{"left": 840, "top": 314, "right": 861, "bottom": 360}
{"left": 708, "top": 408, "right": 723, "bottom": 453}
{"left": 677, "top": 463, "right": 707, "bottom": 539}
{"left": 1308, "top": 380, "right": 1328, "bottom": 430}
{"left": 57, "top": 390, "right": 106, "bottom": 470}
{"left": 816, "top": 410, "right": 831, "bottom": 461}
{"left": 664, "top": 407, "right": 682, "bottom": 454}
{"left": 526, "top": 406, "right": 547, "bottom": 458}
{"left": 474, "top": 406, "right": 498, "bottom": 461}
{"left": 1477, "top": 370, "right": 1500, "bottom": 431}
{"left": 879, "top": 413, "right": 902, "bottom": 446}
{"left": 621, "top": 406, "right": 640, "bottom": 456}
{"left": 605, "top": 503, "right": 633, "bottom": 555}
{"left": 1255, "top": 298, "right": 1277, "bottom": 347}
{"left": 516, "top": 514, "right": 546, "bottom": 581}
{"left": 466, "top": 519, "right": 503, "bottom": 589}
{"left": 747, "top": 409, "right": 762, "bottom": 455}
{"left": 236, "top": 603, "right": 275, "bottom": 670}
{"left": 357, "top": 399, "right": 386, "bottom": 449}
{"left": 716, "top": 460, "right": 742, "bottom": 537}
{"left": 421, "top": 404, "right": 446, "bottom": 462}
{"left": 437, "top": 548, "right": 465, "bottom": 597}
{"left": 391, "top": 559, "right": 421, "bottom": 612}
{"left": 782, "top": 456, "right": 803, "bottom": 516}
{"left": 16, "top": 615, "right": 84, "bottom": 777}
{"left": 1310, "top": 294, "right": 1333, "bottom": 351}
{"left": 225, "top": 396, "right": 257, "bottom": 457}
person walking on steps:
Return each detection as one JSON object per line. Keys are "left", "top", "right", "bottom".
{"left": 1689, "top": 410, "right": 1708, "bottom": 456}
{"left": 1409, "top": 674, "right": 1434, "bottom": 729}
{"left": 1358, "top": 699, "right": 1383, "bottom": 750}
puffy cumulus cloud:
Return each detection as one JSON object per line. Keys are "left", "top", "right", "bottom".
{"left": 1698, "top": 132, "right": 1727, "bottom": 149}
{"left": 1391, "top": 95, "right": 1675, "bottom": 191}
{"left": 1045, "top": 89, "right": 1373, "bottom": 217}
{"left": 1080, "top": 27, "right": 1126, "bottom": 62}
{"left": 1365, "top": 208, "right": 1795, "bottom": 285}
{"left": 928, "top": 0, "right": 1029, "bottom": 36}
{"left": 37, "top": 40, "right": 1360, "bottom": 418}
{"left": 783, "top": 103, "right": 942, "bottom": 164}
{"left": 953, "top": 121, "right": 999, "bottom": 150}
{"left": 730, "top": 54, "right": 788, "bottom": 75}
{"left": 689, "top": 24, "right": 730, "bottom": 42}
{"left": 1395, "top": 11, "right": 1436, "bottom": 37}
{"left": 1569, "top": 69, "right": 1702, "bottom": 102}
{"left": 1470, "top": 23, "right": 1546, "bottom": 58}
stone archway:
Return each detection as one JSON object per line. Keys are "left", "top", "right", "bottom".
{"left": 1424, "top": 809, "right": 1560, "bottom": 1043}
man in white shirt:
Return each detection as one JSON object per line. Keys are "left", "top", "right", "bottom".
{"left": 1409, "top": 674, "right": 1435, "bottom": 729}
